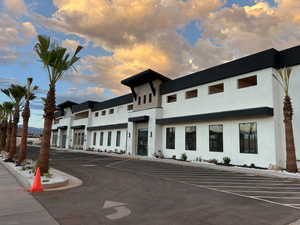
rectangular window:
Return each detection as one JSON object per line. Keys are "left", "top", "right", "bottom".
{"left": 166, "top": 127, "right": 175, "bottom": 149}
{"left": 95, "top": 112, "right": 99, "bottom": 117}
{"left": 101, "top": 110, "right": 106, "bottom": 116}
{"left": 185, "top": 126, "right": 196, "bottom": 151}
{"left": 209, "top": 83, "right": 224, "bottom": 94}
{"left": 109, "top": 108, "right": 114, "bottom": 114}
{"left": 100, "top": 132, "right": 104, "bottom": 146}
{"left": 167, "top": 94, "right": 177, "bottom": 103}
{"left": 116, "top": 131, "right": 121, "bottom": 147}
{"left": 149, "top": 93, "right": 152, "bottom": 103}
{"left": 93, "top": 132, "right": 97, "bottom": 145}
{"left": 209, "top": 125, "right": 223, "bottom": 152}
{"left": 185, "top": 89, "right": 198, "bottom": 99}
{"left": 107, "top": 131, "right": 112, "bottom": 146}
{"left": 240, "top": 122, "right": 257, "bottom": 154}
{"left": 127, "top": 104, "right": 133, "bottom": 111}
{"left": 143, "top": 95, "right": 146, "bottom": 104}
{"left": 238, "top": 76, "right": 257, "bottom": 89}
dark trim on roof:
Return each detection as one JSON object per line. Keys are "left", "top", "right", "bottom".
{"left": 278, "top": 45, "right": 300, "bottom": 68}
{"left": 156, "top": 107, "right": 273, "bottom": 125}
{"left": 58, "top": 126, "right": 68, "bottom": 130}
{"left": 51, "top": 129, "right": 58, "bottom": 131}
{"left": 87, "top": 123, "right": 128, "bottom": 131}
{"left": 128, "top": 116, "right": 150, "bottom": 123}
{"left": 71, "top": 125, "right": 86, "bottom": 129}
{"left": 92, "top": 94, "right": 133, "bottom": 112}
{"left": 54, "top": 110, "right": 64, "bottom": 118}
{"left": 121, "top": 69, "right": 171, "bottom": 87}
{"left": 72, "top": 101, "right": 99, "bottom": 113}
{"left": 160, "top": 49, "right": 280, "bottom": 95}
{"left": 57, "top": 101, "right": 78, "bottom": 109}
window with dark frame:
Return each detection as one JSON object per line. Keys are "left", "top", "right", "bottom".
{"left": 167, "top": 94, "right": 177, "bottom": 103}
{"left": 93, "top": 132, "right": 97, "bottom": 145}
{"left": 107, "top": 131, "right": 112, "bottom": 146}
{"left": 95, "top": 112, "right": 99, "bottom": 117}
{"left": 109, "top": 108, "right": 114, "bottom": 114}
{"left": 143, "top": 95, "right": 146, "bottom": 104}
{"left": 100, "top": 132, "right": 104, "bottom": 146}
{"left": 185, "top": 89, "right": 198, "bottom": 99}
{"left": 116, "top": 131, "right": 121, "bottom": 147}
{"left": 238, "top": 76, "right": 257, "bottom": 89}
{"left": 149, "top": 93, "right": 152, "bottom": 103}
{"left": 166, "top": 127, "right": 175, "bottom": 149}
{"left": 209, "top": 125, "right": 223, "bottom": 152}
{"left": 138, "top": 96, "right": 141, "bottom": 105}
{"left": 127, "top": 104, "right": 133, "bottom": 111}
{"left": 209, "top": 83, "right": 224, "bottom": 94}
{"left": 240, "top": 122, "right": 258, "bottom": 154}
{"left": 101, "top": 110, "right": 106, "bottom": 116}
{"left": 185, "top": 126, "right": 196, "bottom": 151}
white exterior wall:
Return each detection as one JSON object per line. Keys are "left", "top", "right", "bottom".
{"left": 161, "top": 117, "right": 276, "bottom": 167}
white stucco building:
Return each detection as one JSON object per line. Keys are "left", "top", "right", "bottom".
{"left": 51, "top": 45, "right": 300, "bottom": 168}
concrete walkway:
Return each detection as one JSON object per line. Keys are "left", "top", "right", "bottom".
{"left": 0, "top": 164, "right": 60, "bottom": 225}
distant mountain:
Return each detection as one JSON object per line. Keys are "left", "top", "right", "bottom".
{"left": 18, "top": 126, "right": 43, "bottom": 137}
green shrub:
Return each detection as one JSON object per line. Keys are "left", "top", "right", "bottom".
{"left": 181, "top": 153, "right": 187, "bottom": 161}
{"left": 250, "top": 163, "right": 256, "bottom": 168}
{"left": 223, "top": 157, "right": 231, "bottom": 166}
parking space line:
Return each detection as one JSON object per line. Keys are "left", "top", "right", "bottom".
{"left": 175, "top": 178, "right": 290, "bottom": 182}
{"left": 251, "top": 196, "right": 300, "bottom": 199}
{"left": 233, "top": 191, "right": 300, "bottom": 193}
{"left": 187, "top": 182, "right": 300, "bottom": 186}
{"left": 205, "top": 185, "right": 300, "bottom": 189}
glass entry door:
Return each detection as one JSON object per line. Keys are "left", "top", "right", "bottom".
{"left": 137, "top": 128, "right": 148, "bottom": 156}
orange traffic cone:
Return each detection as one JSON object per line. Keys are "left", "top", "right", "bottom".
{"left": 28, "top": 167, "right": 44, "bottom": 192}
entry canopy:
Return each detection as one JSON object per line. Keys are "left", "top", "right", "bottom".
{"left": 121, "top": 69, "right": 171, "bottom": 87}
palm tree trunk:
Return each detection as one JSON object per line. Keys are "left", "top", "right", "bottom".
{"left": 7, "top": 105, "right": 20, "bottom": 161}
{"left": 283, "top": 95, "right": 298, "bottom": 173}
{"left": 5, "top": 119, "right": 12, "bottom": 153}
{"left": 17, "top": 101, "right": 30, "bottom": 165}
{"left": 37, "top": 87, "right": 55, "bottom": 174}
{"left": 0, "top": 121, "right": 7, "bottom": 150}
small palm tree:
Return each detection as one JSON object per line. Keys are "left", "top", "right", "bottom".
{"left": 34, "top": 35, "right": 83, "bottom": 174}
{"left": 275, "top": 67, "right": 297, "bottom": 172}
{"left": 2, "top": 84, "right": 27, "bottom": 162}
{"left": 16, "top": 78, "right": 38, "bottom": 165}
{"left": 0, "top": 102, "right": 14, "bottom": 153}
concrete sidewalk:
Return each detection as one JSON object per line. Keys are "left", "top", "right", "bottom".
{"left": 0, "top": 164, "right": 60, "bottom": 225}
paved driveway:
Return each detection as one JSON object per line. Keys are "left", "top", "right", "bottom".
{"left": 27, "top": 147, "right": 300, "bottom": 225}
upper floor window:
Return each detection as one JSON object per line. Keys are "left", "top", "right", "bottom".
{"left": 149, "top": 93, "right": 152, "bottom": 103}
{"left": 54, "top": 119, "right": 60, "bottom": 124}
{"left": 74, "top": 111, "right": 89, "bottom": 120}
{"left": 185, "top": 89, "right": 198, "bottom": 99}
{"left": 238, "top": 75, "right": 257, "bottom": 89}
{"left": 127, "top": 104, "right": 133, "bottom": 111}
{"left": 143, "top": 95, "right": 146, "bottom": 104}
{"left": 95, "top": 112, "right": 99, "bottom": 117}
{"left": 109, "top": 108, "right": 114, "bottom": 114}
{"left": 240, "top": 122, "right": 257, "bottom": 154}
{"left": 167, "top": 94, "right": 177, "bottom": 103}
{"left": 101, "top": 110, "right": 106, "bottom": 116}
{"left": 138, "top": 96, "right": 141, "bottom": 105}
{"left": 209, "top": 83, "right": 224, "bottom": 95}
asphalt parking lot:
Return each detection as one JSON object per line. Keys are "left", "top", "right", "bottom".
{"left": 27, "top": 147, "right": 300, "bottom": 225}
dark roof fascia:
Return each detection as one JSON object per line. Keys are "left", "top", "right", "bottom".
{"left": 160, "top": 48, "right": 280, "bottom": 95}
{"left": 87, "top": 123, "right": 128, "bottom": 131}
{"left": 57, "top": 101, "right": 78, "bottom": 109}
{"left": 128, "top": 116, "right": 150, "bottom": 123}
{"left": 92, "top": 94, "right": 133, "bottom": 112}
{"left": 121, "top": 69, "right": 171, "bottom": 87}
{"left": 71, "top": 125, "right": 86, "bottom": 129}
{"left": 72, "top": 101, "right": 99, "bottom": 113}
{"left": 278, "top": 45, "right": 300, "bottom": 68}
{"left": 54, "top": 110, "right": 64, "bottom": 118}
{"left": 156, "top": 107, "right": 274, "bottom": 125}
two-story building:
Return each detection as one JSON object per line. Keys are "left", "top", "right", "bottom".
{"left": 51, "top": 45, "right": 300, "bottom": 169}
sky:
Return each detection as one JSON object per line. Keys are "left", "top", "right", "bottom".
{"left": 0, "top": 0, "right": 299, "bottom": 128}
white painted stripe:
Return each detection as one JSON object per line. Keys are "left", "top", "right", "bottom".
{"left": 177, "top": 179, "right": 290, "bottom": 183}
{"left": 233, "top": 190, "right": 300, "bottom": 193}
{"left": 188, "top": 181, "right": 300, "bottom": 185}
{"left": 252, "top": 196, "right": 300, "bottom": 199}
{"left": 204, "top": 185, "right": 300, "bottom": 189}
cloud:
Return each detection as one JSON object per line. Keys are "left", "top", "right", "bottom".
{"left": 61, "top": 39, "right": 84, "bottom": 52}
{"left": 3, "top": 0, "right": 28, "bottom": 15}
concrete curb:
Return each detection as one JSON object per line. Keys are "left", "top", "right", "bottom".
{"left": 57, "top": 148, "right": 300, "bottom": 180}
{"left": 0, "top": 157, "right": 82, "bottom": 191}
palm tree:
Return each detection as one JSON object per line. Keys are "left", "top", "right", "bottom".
{"left": 0, "top": 102, "right": 14, "bottom": 152}
{"left": 275, "top": 67, "right": 297, "bottom": 172}
{"left": 34, "top": 35, "right": 83, "bottom": 174}
{"left": 2, "top": 84, "right": 27, "bottom": 162}
{"left": 16, "top": 78, "right": 38, "bottom": 165}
